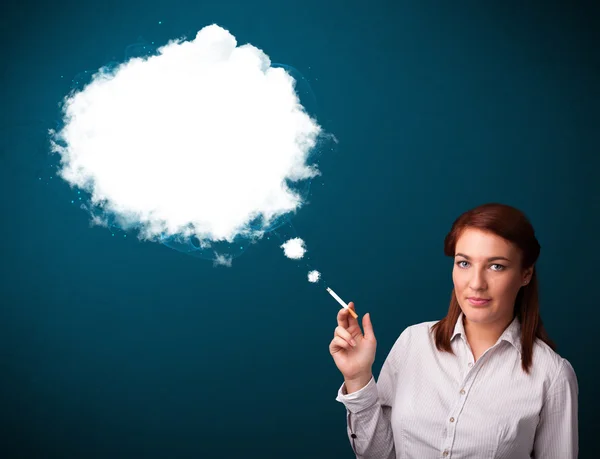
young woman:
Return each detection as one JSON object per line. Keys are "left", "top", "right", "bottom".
{"left": 330, "top": 203, "right": 578, "bottom": 459}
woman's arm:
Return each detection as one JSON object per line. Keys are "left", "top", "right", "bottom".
{"left": 336, "top": 332, "right": 407, "bottom": 459}
{"left": 532, "top": 359, "right": 579, "bottom": 458}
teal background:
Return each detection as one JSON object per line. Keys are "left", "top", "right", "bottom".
{"left": 1, "top": 0, "right": 597, "bottom": 457}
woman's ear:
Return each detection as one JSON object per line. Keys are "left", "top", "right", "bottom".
{"left": 522, "top": 265, "right": 534, "bottom": 285}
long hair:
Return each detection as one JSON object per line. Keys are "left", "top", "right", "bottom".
{"left": 430, "top": 203, "right": 556, "bottom": 374}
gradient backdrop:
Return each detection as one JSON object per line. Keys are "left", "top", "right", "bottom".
{"left": 0, "top": 0, "right": 597, "bottom": 457}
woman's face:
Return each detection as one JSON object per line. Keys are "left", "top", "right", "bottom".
{"left": 452, "top": 228, "right": 533, "bottom": 328}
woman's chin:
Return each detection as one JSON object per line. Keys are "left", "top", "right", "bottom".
{"left": 461, "top": 305, "right": 495, "bottom": 320}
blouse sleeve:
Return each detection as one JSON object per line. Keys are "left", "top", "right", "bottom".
{"left": 532, "top": 358, "right": 579, "bottom": 459}
{"left": 335, "top": 330, "right": 408, "bottom": 459}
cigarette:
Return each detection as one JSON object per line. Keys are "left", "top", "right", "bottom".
{"left": 326, "top": 287, "right": 358, "bottom": 319}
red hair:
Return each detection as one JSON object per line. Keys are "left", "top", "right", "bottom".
{"left": 430, "top": 202, "right": 556, "bottom": 374}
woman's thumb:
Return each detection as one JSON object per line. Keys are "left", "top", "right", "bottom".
{"left": 362, "top": 313, "right": 375, "bottom": 340}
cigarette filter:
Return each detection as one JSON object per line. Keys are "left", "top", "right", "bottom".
{"left": 326, "top": 287, "right": 358, "bottom": 319}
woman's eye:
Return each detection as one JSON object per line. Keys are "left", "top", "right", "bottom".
{"left": 456, "top": 261, "right": 505, "bottom": 271}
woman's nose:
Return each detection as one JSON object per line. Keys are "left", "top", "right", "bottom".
{"left": 469, "top": 271, "right": 487, "bottom": 290}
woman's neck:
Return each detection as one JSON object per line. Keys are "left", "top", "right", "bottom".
{"left": 463, "top": 314, "right": 512, "bottom": 349}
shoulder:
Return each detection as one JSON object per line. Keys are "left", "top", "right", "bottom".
{"left": 532, "top": 339, "right": 572, "bottom": 373}
{"left": 532, "top": 339, "right": 578, "bottom": 392}
{"left": 388, "top": 319, "right": 442, "bottom": 352}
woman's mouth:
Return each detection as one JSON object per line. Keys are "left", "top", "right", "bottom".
{"left": 467, "top": 298, "right": 491, "bottom": 306}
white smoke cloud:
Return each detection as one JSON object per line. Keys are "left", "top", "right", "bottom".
{"left": 49, "top": 24, "right": 323, "bottom": 254}
{"left": 307, "top": 270, "right": 320, "bottom": 283}
{"left": 280, "top": 237, "right": 306, "bottom": 259}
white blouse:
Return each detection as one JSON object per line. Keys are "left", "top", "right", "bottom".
{"left": 335, "top": 312, "right": 578, "bottom": 458}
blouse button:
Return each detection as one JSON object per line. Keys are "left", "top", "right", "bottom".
{"left": 442, "top": 451, "right": 449, "bottom": 457}
{"left": 450, "top": 417, "right": 455, "bottom": 423}
{"left": 468, "top": 362, "right": 473, "bottom": 367}
{"left": 460, "top": 389, "right": 465, "bottom": 395}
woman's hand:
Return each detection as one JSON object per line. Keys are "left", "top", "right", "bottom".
{"left": 329, "top": 302, "right": 377, "bottom": 393}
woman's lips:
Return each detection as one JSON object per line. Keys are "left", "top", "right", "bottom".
{"left": 468, "top": 298, "right": 491, "bottom": 306}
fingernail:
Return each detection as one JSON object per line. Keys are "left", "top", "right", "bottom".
{"left": 350, "top": 339, "right": 357, "bottom": 347}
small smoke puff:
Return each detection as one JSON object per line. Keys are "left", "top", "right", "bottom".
{"left": 89, "top": 215, "right": 108, "bottom": 228}
{"left": 213, "top": 253, "right": 233, "bottom": 267}
{"left": 308, "top": 270, "right": 320, "bottom": 283}
{"left": 280, "top": 237, "right": 306, "bottom": 259}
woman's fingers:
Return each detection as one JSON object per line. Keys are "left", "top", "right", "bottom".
{"left": 335, "top": 326, "right": 357, "bottom": 347}
{"left": 347, "top": 302, "right": 360, "bottom": 327}
{"left": 362, "top": 312, "right": 376, "bottom": 340}
{"left": 337, "top": 305, "right": 350, "bottom": 329}
{"left": 330, "top": 336, "right": 353, "bottom": 353}
{"left": 337, "top": 301, "right": 359, "bottom": 329}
